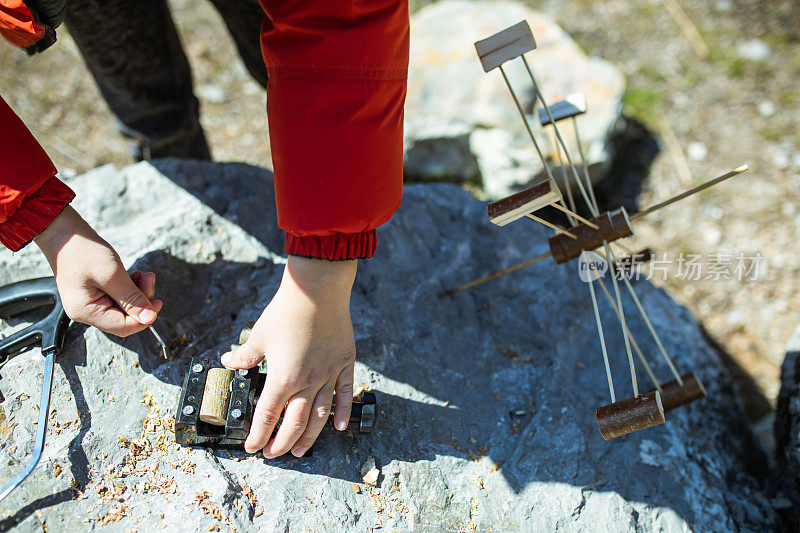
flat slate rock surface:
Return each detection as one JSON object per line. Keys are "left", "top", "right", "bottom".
{"left": 0, "top": 161, "right": 776, "bottom": 531}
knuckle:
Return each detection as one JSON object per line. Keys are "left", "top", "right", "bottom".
{"left": 315, "top": 404, "right": 331, "bottom": 419}
{"left": 254, "top": 407, "right": 280, "bottom": 428}
{"left": 275, "top": 373, "right": 299, "bottom": 390}
{"left": 118, "top": 290, "right": 145, "bottom": 312}
{"left": 285, "top": 418, "right": 307, "bottom": 433}
{"left": 339, "top": 350, "right": 356, "bottom": 366}
{"left": 336, "top": 382, "right": 354, "bottom": 396}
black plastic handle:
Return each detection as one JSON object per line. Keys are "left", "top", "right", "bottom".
{"left": 0, "top": 277, "right": 70, "bottom": 363}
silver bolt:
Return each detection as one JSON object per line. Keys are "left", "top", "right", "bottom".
{"left": 230, "top": 408, "right": 243, "bottom": 420}
{"left": 238, "top": 369, "right": 248, "bottom": 377}
{"left": 192, "top": 363, "right": 204, "bottom": 373}
{"left": 182, "top": 405, "right": 195, "bottom": 416}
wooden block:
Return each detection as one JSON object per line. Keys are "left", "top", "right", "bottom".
{"left": 238, "top": 321, "right": 256, "bottom": 345}
{"left": 612, "top": 248, "right": 654, "bottom": 275}
{"left": 596, "top": 390, "right": 665, "bottom": 440}
{"left": 199, "top": 368, "right": 234, "bottom": 426}
{"left": 548, "top": 207, "right": 633, "bottom": 264}
{"left": 538, "top": 93, "right": 587, "bottom": 126}
{"left": 649, "top": 372, "right": 706, "bottom": 411}
{"left": 474, "top": 20, "right": 536, "bottom": 72}
{"left": 487, "top": 177, "right": 562, "bottom": 226}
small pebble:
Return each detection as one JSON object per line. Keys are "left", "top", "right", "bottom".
{"left": 687, "top": 142, "right": 707, "bottom": 161}
{"left": 737, "top": 39, "right": 771, "bottom": 61}
{"left": 757, "top": 101, "right": 775, "bottom": 118}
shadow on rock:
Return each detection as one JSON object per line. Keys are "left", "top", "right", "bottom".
{"left": 104, "top": 249, "right": 281, "bottom": 382}
{"left": 594, "top": 116, "right": 660, "bottom": 214}
{"left": 149, "top": 159, "right": 285, "bottom": 253}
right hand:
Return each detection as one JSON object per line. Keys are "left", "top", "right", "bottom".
{"left": 34, "top": 206, "right": 162, "bottom": 336}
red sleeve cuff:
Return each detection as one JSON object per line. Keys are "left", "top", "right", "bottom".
{"left": 0, "top": 176, "right": 74, "bottom": 251}
{"left": 285, "top": 230, "right": 376, "bottom": 260}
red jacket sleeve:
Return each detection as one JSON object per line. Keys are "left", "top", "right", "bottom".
{"left": 0, "top": 96, "right": 74, "bottom": 251}
{"left": 0, "top": 0, "right": 43, "bottom": 48}
{"left": 259, "top": 0, "right": 409, "bottom": 260}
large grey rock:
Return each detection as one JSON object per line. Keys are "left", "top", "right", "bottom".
{"left": 775, "top": 324, "right": 800, "bottom": 518}
{"left": 0, "top": 160, "right": 776, "bottom": 531}
{"left": 404, "top": 0, "right": 625, "bottom": 198}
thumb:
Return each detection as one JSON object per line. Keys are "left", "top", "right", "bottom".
{"left": 105, "top": 268, "right": 158, "bottom": 325}
{"left": 221, "top": 342, "right": 265, "bottom": 370}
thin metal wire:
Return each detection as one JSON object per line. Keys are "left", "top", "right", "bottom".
{"left": 571, "top": 116, "right": 600, "bottom": 214}
{"left": 597, "top": 276, "right": 661, "bottom": 391}
{"left": 554, "top": 134, "right": 578, "bottom": 225}
{"left": 439, "top": 250, "right": 553, "bottom": 296}
{"left": 550, "top": 202, "right": 599, "bottom": 229}
{"left": 603, "top": 241, "right": 638, "bottom": 397}
{"left": 498, "top": 65, "right": 558, "bottom": 186}
{"left": 522, "top": 55, "right": 598, "bottom": 217}
{"left": 630, "top": 165, "right": 749, "bottom": 222}
{"left": 588, "top": 278, "right": 615, "bottom": 403}
{"left": 525, "top": 213, "right": 577, "bottom": 239}
{"left": 606, "top": 244, "right": 684, "bottom": 385}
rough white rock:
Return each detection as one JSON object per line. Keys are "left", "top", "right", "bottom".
{"left": 0, "top": 160, "right": 777, "bottom": 531}
{"left": 405, "top": 0, "right": 625, "bottom": 197}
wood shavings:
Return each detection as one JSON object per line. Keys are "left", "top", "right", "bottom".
{"left": 241, "top": 483, "right": 258, "bottom": 508}
{"left": 53, "top": 463, "right": 62, "bottom": 477}
{"left": 95, "top": 504, "right": 130, "bottom": 525}
{"left": 353, "top": 383, "right": 371, "bottom": 396}
{"left": 194, "top": 491, "right": 233, "bottom": 527}
{"left": 353, "top": 483, "right": 362, "bottom": 494}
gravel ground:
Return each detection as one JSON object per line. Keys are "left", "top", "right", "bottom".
{"left": 1, "top": 0, "right": 797, "bottom": 439}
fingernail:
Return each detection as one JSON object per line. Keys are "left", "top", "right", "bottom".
{"left": 293, "top": 447, "right": 306, "bottom": 457}
{"left": 220, "top": 352, "right": 232, "bottom": 367}
{"left": 336, "top": 420, "right": 347, "bottom": 431}
{"left": 244, "top": 446, "right": 256, "bottom": 454}
{"left": 263, "top": 451, "right": 276, "bottom": 459}
{"left": 139, "top": 308, "right": 157, "bottom": 323}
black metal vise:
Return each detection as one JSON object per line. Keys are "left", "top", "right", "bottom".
{"left": 174, "top": 354, "right": 377, "bottom": 448}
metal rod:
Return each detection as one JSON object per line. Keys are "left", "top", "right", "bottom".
{"left": 149, "top": 325, "right": 168, "bottom": 359}
{"left": 603, "top": 241, "right": 638, "bottom": 397}
{"left": 0, "top": 353, "right": 55, "bottom": 503}
{"left": 525, "top": 213, "right": 577, "bottom": 239}
{"left": 522, "top": 55, "right": 598, "bottom": 217}
{"left": 571, "top": 116, "right": 600, "bottom": 215}
{"left": 631, "top": 165, "right": 749, "bottom": 222}
{"left": 550, "top": 202, "right": 599, "bottom": 229}
{"left": 606, "top": 245, "right": 684, "bottom": 385}
{"left": 597, "top": 276, "right": 661, "bottom": 391}
{"left": 588, "top": 279, "right": 615, "bottom": 403}
{"left": 554, "top": 134, "right": 579, "bottom": 226}
{"left": 498, "top": 65, "right": 558, "bottom": 185}
{"left": 438, "top": 250, "right": 552, "bottom": 296}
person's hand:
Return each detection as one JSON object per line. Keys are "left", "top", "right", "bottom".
{"left": 34, "top": 205, "right": 162, "bottom": 336}
{"left": 221, "top": 255, "right": 357, "bottom": 457}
